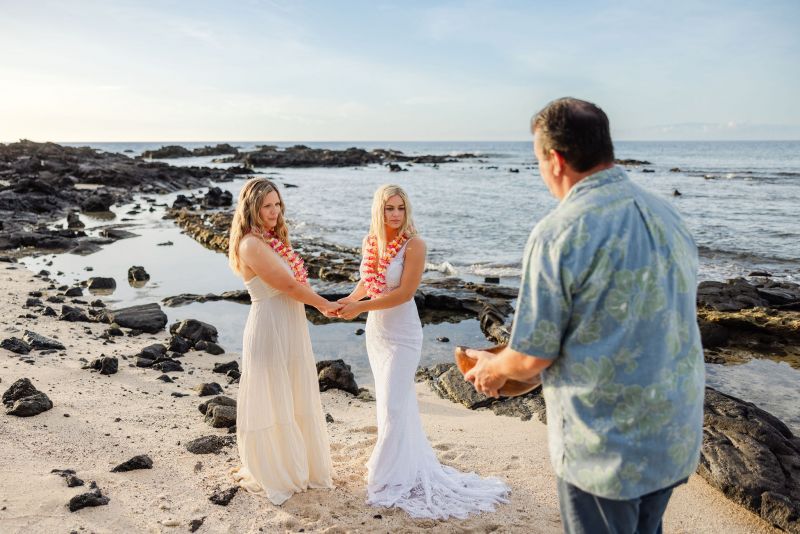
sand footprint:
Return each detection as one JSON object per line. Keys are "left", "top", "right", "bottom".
{"left": 433, "top": 442, "right": 453, "bottom": 451}
{"left": 354, "top": 425, "right": 378, "bottom": 434}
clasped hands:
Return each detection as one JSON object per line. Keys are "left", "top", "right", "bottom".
{"left": 319, "top": 297, "right": 364, "bottom": 321}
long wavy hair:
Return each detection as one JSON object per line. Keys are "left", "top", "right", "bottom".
{"left": 228, "top": 178, "right": 290, "bottom": 275}
{"left": 368, "top": 184, "right": 418, "bottom": 256}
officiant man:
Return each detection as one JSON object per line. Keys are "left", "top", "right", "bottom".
{"left": 465, "top": 97, "right": 705, "bottom": 534}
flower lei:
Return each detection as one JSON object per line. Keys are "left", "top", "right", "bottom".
{"left": 362, "top": 232, "right": 409, "bottom": 298}
{"left": 254, "top": 229, "right": 308, "bottom": 285}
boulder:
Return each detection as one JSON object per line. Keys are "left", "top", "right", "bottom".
{"left": 699, "top": 387, "right": 800, "bottom": 533}
{"left": 205, "top": 405, "right": 236, "bottom": 428}
{"left": 80, "top": 192, "right": 116, "bottom": 212}
{"left": 127, "top": 266, "right": 150, "bottom": 284}
{"left": 194, "top": 382, "right": 223, "bottom": 397}
{"left": 209, "top": 486, "right": 238, "bottom": 506}
{"left": 316, "top": 359, "right": 359, "bottom": 396}
{"left": 185, "top": 435, "right": 235, "bottom": 454}
{"left": 3, "top": 378, "right": 53, "bottom": 417}
{"left": 87, "top": 277, "right": 116, "bottom": 290}
{"left": 198, "top": 395, "right": 236, "bottom": 415}
{"left": 83, "top": 355, "right": 118, "bottom": 375}
{"left": 1, "top": 337, "right": 31, "bottom": 354}
{"left": 170, "top": 319, "right": 218, "bottom": 345}
{"left": 23, "top": 330, "right": 66, "bottom": 350}
{"left": 68, "top": 488, "right": 110, "bottom": 512}
{"left": 111, "top": 454, "right": 153, "bottom": 472}
{"left": 101, "top": 303, "right": 167, "bottom": 333}
{"left": 213, "top": 361, "right": 239, "bottom": 374}
{"left": 59, "top": 305, "right": 92, "bottom": 322}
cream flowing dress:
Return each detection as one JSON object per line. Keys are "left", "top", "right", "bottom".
{"left": 231, "top": 250, "right": 333, "bottom": 505}
{"left": 364, "top": 240, "right": 510, "bottom": 519}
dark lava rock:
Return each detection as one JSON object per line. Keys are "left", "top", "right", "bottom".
{"left": 52, "top": 469, "right": 85, "bottom": 487}
{"left": 64, "top": 286, "right": 83, "bottom": 297}
{"left": 226, "top": 369, "right": 241, "bottom": 382}
{"left": 205, "top": 405, "right": 237, "bottom": 428}
{"left": 90, "top": 299, "right": 105, "bottom": 308}
{"left": 171, "top": 392, "right": 189, "bottom": 398}
{"left": 698, "top": 281, "right": 761, "bottom": 311}
{"left": 127, "top": 265, "right": 150, "bottom": 284}
{"left": 156, "top": 374, "right": 173, "bottom": 383}
{"left": 23, "top": 330, "right": 66, "bottom": 350}
{"left": 194, "top": 382, "right": 223, "bottom": 397}
{"left": 42, "top": 306, "right": 57, "bottom": 317}
{"left": 213, "top": 361, "right": 239, "bottom": 374}
{"left": 141, "top": 145, "right": 193, "bottom": 158}
{"left": 172, "top": 194, "right": 193, "bottom": 209}
{"left": 135, "top": 357, "right": 155, "bottom": 368}
{"left": 25, "top": 297, "right": 43, "bottom": 307}
{"left": 111, "top": 454, "right": 153, "bottom": 472}
{"left": 80, "top": 192, "right": 116, "bottom": 212}
{"left": 168, "top": 335, "right": 191, "bottom": 354}
{"left": 66, "top": 474, "right": 85, "bottom": 487}
{"left": 355, "top": 328, "right": 365, "bottom": 336}
{"left": 170, "top": 319, "right": 218, "bottom": 345}
{"left": 198, "top": 395, "right": 236, "bottom": 415}
{"left": 153, "top": 359, "right": 183, "bottom": 373}
{"left": 185, "top": 435, "right": 235, "bottom": 454}
{"left": 83, "top": 355, "right": 118, "bottom": 375}
{"left": 201, "top": 187, "right": 233, "bottom": 208}
{"left": 700, "top": 387, "right": 800, "bottom": 533}
{"left": 189, "top": 517, "right": 206, "bottom": 532}
{"left": 139, "top": 343, "right": 167, "bottom": 360}
{"left": 203, "top": 341, "right": 225, "bottom": 355}
{"left": 316, "top": 359, "right": 359, "bottom": 396}
{"left": 59, "top": 304, "right": 92, "bottom": 322}
{"left": 2, "top": 378, "right": 53, "bottom": 417}
{"left": 1, "top": 337, "right": 31, "bottom": 354}
{"left": 68, "top": 488, "right": 110, "bottom": 512}
{"left": 209, "top": 486, "right": 238, "bottom": 506}
{"left": 67, "top": 211, "right": 84, "bottom": 229}
{"left": 87, "top": 277, "right": 116, "bottom": 290}
{"left": 6, "top": 391, "right": 53, "bottom": 417}
{"left": 326, "top": 413, "right": 334, "bottom": 423}
{"left": 100, "top": 303, "right": 167, "bottom": 333}
{"left": 429, "top": 364, "right": 494, "bottom": 410}
{"left": 436, "top": 336, "right": 450, "bottom": 343}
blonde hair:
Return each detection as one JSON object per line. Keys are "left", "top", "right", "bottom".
{"left": 228, "top": 178, "right": 290, "bottom": 275}
{"left": 368, "top": 184, "right": 418, "bottom": 255}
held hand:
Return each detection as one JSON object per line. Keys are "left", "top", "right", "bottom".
{"left": 320, "top": 301, "right": 343, "bottom": 318}
{"left": 463, "top": 349, "right": 507, "bottom": 398}
{"left": 337, "top": 296, "right": 355, "bottom": 305}
{"left": 338, "top": 301, "right": 364, "bottom": 320}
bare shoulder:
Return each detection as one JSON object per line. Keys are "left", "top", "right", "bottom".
{"left": 405, "top": 236, "right": 427, "bottom": 254}
{"left": 406, "top": 235, "right": 426, "bottom": 248}
{"left": 238, "top": 234, "right": 262, "bottom": 253}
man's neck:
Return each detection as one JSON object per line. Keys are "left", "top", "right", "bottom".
{"left": 556, "top": 162, "right": 615, "bottom": 200}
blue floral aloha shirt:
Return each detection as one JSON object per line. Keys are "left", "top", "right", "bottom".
{"left": 509, "top": 166, "right": 705, "bottom": 500}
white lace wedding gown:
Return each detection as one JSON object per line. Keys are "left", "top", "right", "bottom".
{"left": 363, "top": 241, "right": 510, "bottom": 519}
{"left": 231, "top": 258, "right": 333, "bottom": 505}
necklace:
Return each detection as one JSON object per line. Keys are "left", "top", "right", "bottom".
{"left": 362, "top": 232, "right": 409, "bottom": 298}
{"left": 254, "top": 229, "right": 308, "bottom": 285}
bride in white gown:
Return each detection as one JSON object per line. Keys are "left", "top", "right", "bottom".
{"left": 338, "top": 184, "right": 509, "bottom": 519}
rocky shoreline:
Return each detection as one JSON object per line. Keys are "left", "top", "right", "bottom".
{"left": 2, "top": 140, "right": 798, "bottom": 532}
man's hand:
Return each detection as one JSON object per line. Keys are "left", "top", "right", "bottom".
{"left": 463, "top": 349, "right": 507, "bottom": 398}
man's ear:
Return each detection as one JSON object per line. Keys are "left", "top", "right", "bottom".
{"left": 550, "top": 149, "right": 565, "bottom": 177}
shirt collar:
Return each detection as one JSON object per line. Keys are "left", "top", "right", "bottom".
{"left": 560, "top": 166, "right": 627, "bottom": 205}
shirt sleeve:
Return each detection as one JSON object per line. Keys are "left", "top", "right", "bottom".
{"left": 508, "top": 234, "right": 572, "bottom": 360}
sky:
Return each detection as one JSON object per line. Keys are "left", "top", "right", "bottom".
{"left": 1, "top": 0, "right": 799, "bottom": 142}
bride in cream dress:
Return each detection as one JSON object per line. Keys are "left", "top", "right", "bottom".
{"left": 227, "top": 178, "right": 340, "bottom": 505}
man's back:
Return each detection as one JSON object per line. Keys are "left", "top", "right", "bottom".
{"left": 509, "top": 166, "right": 705, "bottom": 500}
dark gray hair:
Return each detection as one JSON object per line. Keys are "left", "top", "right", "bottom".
{"left": 531, "top": 97, "right": 615, "bottom": 172}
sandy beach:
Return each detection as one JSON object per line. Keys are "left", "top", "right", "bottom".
{"left": 0, "top": 262, "right": 781, "bottom": 534}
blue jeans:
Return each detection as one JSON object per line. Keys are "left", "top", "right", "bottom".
{"left": 557, "top": 477, "right": 687, "bottom": 534}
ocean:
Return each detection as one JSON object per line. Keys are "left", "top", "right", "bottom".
{"left": 20, "top": 140, "right": 800, "bottom": 432}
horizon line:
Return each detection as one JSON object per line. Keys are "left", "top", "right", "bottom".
{"left": 4, "top": 138, "right": 800, "bottom": 145}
